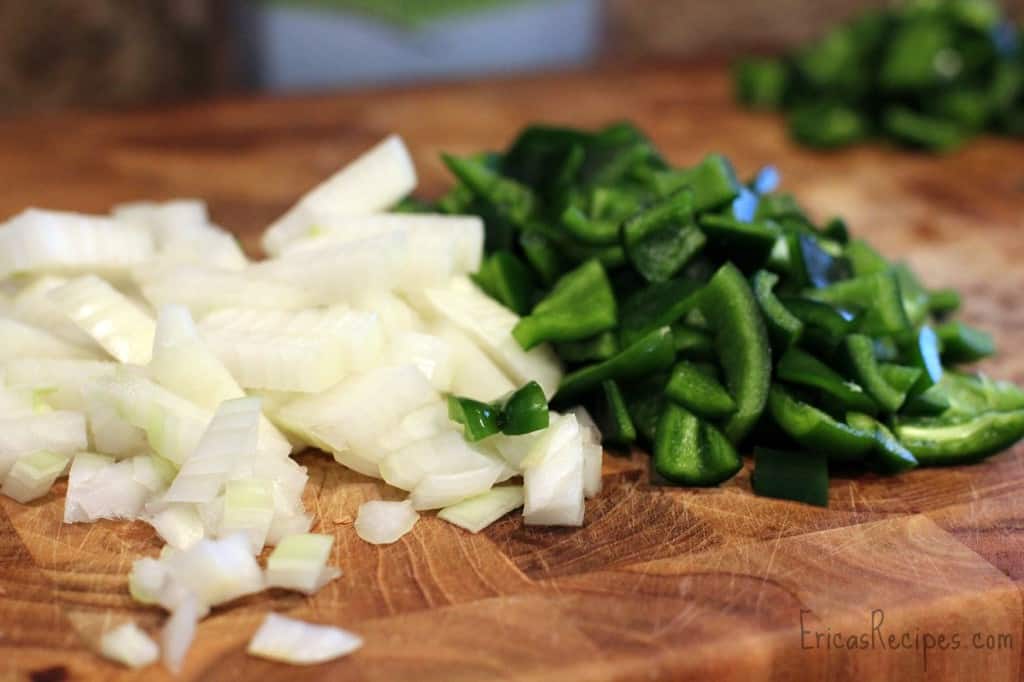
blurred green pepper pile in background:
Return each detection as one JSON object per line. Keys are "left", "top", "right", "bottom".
{"left": 734, "top": 0, "right": 1023, "bottom": 151}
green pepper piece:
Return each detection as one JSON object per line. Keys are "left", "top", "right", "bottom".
{"left": 556, "top": 326, "right": 675, "bottom": 404}
{"left": 844, "top": 239, "right": 890, "bottom": 276}
{"left": 902, "top": 383, "right": 953, "bottom": 417}
{"left": 846, "top": 412, "right": 919, "bottom": 473}
{"left": 893, "top": 410, "right": 1024, "bottom": 465}
{"left": 698, "top": 263, "right": 772, "bottom": 443}
{"left": 437, "top": 183, "right": 475, "bottom": 215}
{"left": 671, "top": 323, "right": 715, "bottom": 359}
{"left": 618, "top": 278, "right": 703, "bottom": 348}
{"left": 781, "top": 297, "right": 859, "bottom": 354}
{"left": 473, "top": 251, "right": 535, "bottom": 315}
{"left": 499, "top": 381, "right": 550, "bottom": 435}
{"left": 654, "top": 403, "right": 742, "bottom": 486}
{"left": 752, "top": 447, "right": 829, "bottom": 507}
{"left": 935, "top": 372, "right": 1024, "bottom": 416}
{"left": 899, "top": 325, "right": 943, "bottom": 396}
{"left": 556, "top": 332, "right": 619, "bottom": 364}
{"left": 788, "top": 103, "right": 868, "bottom": 148}
{"left": 879, "top": 363, "right": 924, "bottom": 398}
{"left": 442, "top": 154, "right": 536, "bottom": 227}
{"left": 821, "top": 217, "right": 849, "bottom": 244}
{"left": 665, "top": 360, "right": 737, "bottom": 419}
{"left": 734, "top": 57, "right": 788, "bottom": 109}
{"left": 936, "top": 321, "right": 995, "bottom": 364}
{"left": 518, "top": 230, "right": 565, "bottom": 286}
{"left": 447, "top": 395, "right": 502, "bottom": 442}
{"left": 502, "top": 125, "right": 591, "bottom": 195}
{"left": 810, "top": 271, "right": 909, "bottom": 336}
{"left": 768, "top": 385, "right": 875, "bottom": 461}
{"left": 561, "top": 205, "right": 620, "bottom": 246}
{"left": 621, "top": 374, "right": 669, "bottom": 444}
{"left": 793, "top": 234, "right": 852, "bottom": 289}
{"left": 892, "top": 264, "right": 930, "bottom": 327}
{"left": 598, "top": 380, "right": 636, "bottom": 447}
{"left": 699, "top": 214, "right": 778, "bottom": 272}
{"left": 776, "top": 347, "right": 879, "bottom": 415}
{"left": 579, "top": 122, "right": 662, "bottom": 187}
{"left": 927, "top": 289, "right": 961, "bottom": 316}
{"left": 883, "top": 107, "right": 964, "bottom": 152}
{"left": 755, "top": 193, "right": 808, "bottom": 223}
{"left": 560, "top": 238, "right": 628, "bottom": 269}
{"left": 844, "top": 335, "right": 913, "bottom": 412}
{"left": 880, "top": 19, "right": 956, "bottom": 91}
{"left": 513, "top": 260, "right": 617, "bottom": 350}
{"left": 622, "top": 189, "right": 706, "bottom": 283}
{"left": 752, "top": 270, "right": 803, "bottom": 351}
{"left": 647, "top": 153, "right": 742, "bottom": 212}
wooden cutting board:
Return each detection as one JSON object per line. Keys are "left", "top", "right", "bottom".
{"left": 1, "top": 64, "right": 1023, "bottom": 682}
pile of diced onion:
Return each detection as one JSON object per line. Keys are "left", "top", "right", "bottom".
{"left": 0, "top": 135, "right": 600, "bottom": 672}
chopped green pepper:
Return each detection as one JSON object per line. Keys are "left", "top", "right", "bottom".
{"left": 781, "top": 297, "right": 860, "bottom": 354}
{"left": 556, "top": 326, "right": 675, "bottom": 404}
{"left": 473, "top": 250, "right": 535, "bottom": 315}
{"left": 671, "top": 323, "right": 715, "bottom": 359}
{"left": 518, "top": 230, "right": 565, "bottom": 286}
{"left": 618, "top": 278, "right": 703, "bottom": 347}
{"left": 442, "top": 153, "right": 536, "bottom": 226}
{"left": 844, "top": 334, "right": 912, "bottom": 412}
{"left": 598, "top": 379, "right": 636, "bottom": 447}
{"left": 665, "top": 360, "right": 737, "bottom": 419}
{"left": 893, "top": 410, "right": 1024, "bottom": 465}
{"left": 561, "top": 205, "right": 620, "bottom": 246}
{"left": 937, "top": 321, "right": 995, "bottom": 364}
{"left": 810, "top": 271, "right": 910, "bottom": 336}
{"left": 752, "top": 447, "right": 829, "bottom": 507}
{"left": 776, "top": 347, "right": 879, "bottom": 414}
{"left": 927, "top": 288, "right": 961, "bottom": 315}
{"left": 622, "top": 189, "right": 706, "bottom": 282}
{"left": 513, "top": 260, "right": 617, "bottom": 349}
{"left": 753, "top": 270, "right": 804, "bottom": 350}
{"left": 699, "top": 214, "right": 778, "bottom": 271}
{"left": 900, "top": 325, "right": 943, "bottom": 396}
{"left": 556, "top": 332, "right": 619, "bottom": 364}
{"left": 734, "top": 57, "right": 788, "bottom": 109}
{"left": 846, "top": 412, "right": 919, "bottom": 473}
{"left": 498, "top": 381, "right": 550, "bottom": 435}
{"left": 698, "top": 263, "right": 772, "bottom": 443}
{"left": 448, "top": 395, "right": 502, "bottom": 442}
{"left": 654, "top": 403, "right": 742, "bottom": 486}
{"left": 768, "top": 385, "right": 875, "bottom": 461}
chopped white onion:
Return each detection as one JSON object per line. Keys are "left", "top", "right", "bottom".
{"left": 218, "top": 479, "right": 275, "bottom": 553}
{"left": 3, "top": 358, "right": 115, "bottom": 410}
{"left": 262, "top": 134, "right": 416, "bottom": 256}
{"left": 99, "top": 622, "right": 159, "bottom": 669}
{"left": 161, "top": 533, "right": 264, "bottom": 608}
{"left": 66, "top": 458, "right": 151, "bottom": 522}
{"left": 1, "top": 451, "right": 69, "bottom": 503}
{"left": 9, "top": 276, "right": 104, "bottom": 351}
{"left": 522, "top": 414, "right": 585, "bottom": 527}
{"left": 387, "top": 331, "right": 454, "bottom": 392}
{"left": 434, "top": 323, "right": 516, "bottom": 401}
{"left": 438, "top": 485, "right": 525, "bottom": 533}
{"left": 247, "top": 613, "right": 363, "bottom": 665}
{"left": 48, "top": 275, "right": 156, "bottom": 364}
{"left": 0, "top": 316, "right": 99, "bottom": 362}
{"left": 0, "top": 410, "right": 88, "bottom": 478}
{"left": 162, "top": 592, "right": 200, "bottom": 674}
{"left": 264, "top": 533, "right": 340, "bottom": 594}
{"left": 409, "top": 465, "right": 504, "bottom": 511}
{"left": 141, "top": 265, "right": 311, "bottom": 315}
{"left": 380, "top": 430, "right": 503, "bottom": 492}
{"left": 571, "top": 406, "right": 604, "bottom": 499}
{"left": 146, "top": 504, "right": 205, "bottom": 550}
{"left": 354, "top": 500, "right": 418, "bottom": 545}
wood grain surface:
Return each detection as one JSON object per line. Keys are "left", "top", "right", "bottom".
{"left": 0, "top": 63, "right": 1023, "bottom": 682}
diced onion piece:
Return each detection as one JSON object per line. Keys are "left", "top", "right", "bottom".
{"left": 162, "top": 533, "right": 264, "bottom": 608}
{"left": 219, "top": 479, "right": 274, "bottom": 553}
{"left": 435, "top": 324, "right": 516, "bottom": 401}
{"left": 113, "top": 198, "right": 208, "bottom": 233}
{"left": 10, "top": 276, "right": 103, "bottom": 351}
{"left": 388, "top": 332, "right": 454, "bottom": 391}
{"left": 485, "top": 417, "right": 553, "bottom": 471}
{"left": 64, "top": 452, "right": 114, "bottom": 523}
{"left": 377, "top": 401, "right": 450, "bottom": 454}
{"left": 146, "top": 504, "right": 204, "bottom": 550}
{"left": 571, "top": 406, "right": 604, "bottom": 499}
{"left": 278, "top": 365, "right": 438, "bottom": 473}
{"left": 199, "top": 307, "right": 382, "bottom": 393}
{"left": 418, "top": 278, "right": 561, "bottom": 398}
{"left": 262, "top": 134, "right": 416, "bottom": 256}
{"left": 91, "top": 369, "right": 210, "bottom": 466}
{"left": 0, "top": 386, "right": 39, "bottom": 418}
{"left": 141, "top": 265, "right": 311, "bottom": 315}
{"left": 438, "top": 485, "right": 525, "bottom": 533}
{"left": 252, "top": 231, "right": 408, "bottom": 305}
{"left": 131, "top": 454, "right": 176, "bottom": 493}
{"left": 99, "top": 622, "right": 159, "bottom": 669}
{"left": 354, "top": 500, "right": 418, "bottom": 545}
{"left": 352, "top": 291, "right": 424, "bottom": 336}
{"left": 48, "top": 275, "right": 155, "bottom": 364}
{"left": 247, "top": 613, "right": 363, "bottom": 665}
{"left": 129, "top": 557, "right": 168, "bottom": 605}
{"left": 409, "top": 465, "right": 504, "bottom": 511}
{"left": 0, "top": 317, "right": 99, "bottom": 362}
{"left": 163, "top": 397, "right": 260, "bottom": 504}
{"left": 149, "top": 305, "right": 291, "bottom": 455}
{"left": 523, "top": 414, "right": 585, "bottom": 527}
{"left": 380, "top": 430, "right": 502, "bottom": 492}
{"left": 0, "top": 411, "right": 88, "bottom": 478}
{"left": 87, "top": 403, "right": 148, "bottom": 458}
{"left": 162, "top": 593, "right": 200, "bottom": 674}
{"left": 0, "top": 208, "right": 153, "bottom": 280}
{"left": 264, "top": 533, "right": 340, "bottom": 594}
{"left": 68, "top": 458, "right": 151, "bottom": 522}
{"left": 1, "top": 451, "right": 69, "bottom": 503}
{"left": 3, "top": 358, "right": 116, "bottom": 410}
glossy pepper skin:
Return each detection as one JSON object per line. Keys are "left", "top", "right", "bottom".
{"left": 622, "top": 189, "right": 706, "bottom": 283}
{"left": 556, "top": 326, "right": 675, "bottom": 404}
{"left": 776, "top": 346, "right": 878, "bottom": 415}
{"left": 500, "top": 381, "right": 550, "bottom": 435}
{"left": 654, "top": 403, "right": 742, "bottom": 486}
{"left": 513, "top": 259, "right": 617, "bottom": 350}
{"left": 447, "top": 396, "right": 502, "bottom": 442}
{"left": 665, "top": 361, "right": 736, "bottom": 419}
{"left": 752, "top": 447, "right": 829, "bottom": 507}
{"left": 598, "top": 379, "right": 637, "bottom": 447}
{"left": 698, "top": 263, "right": 772, "bottom": 443}
{"left": 753, "top": 270, "right": 803, "bottom": 351}
{"left": 893, "top": 410, "right": 1024, "bottom": 465}
{"left": 768, "top": 385, "right": 875, "bottom": 461}
{"left": 473, "top": 250, "right": 535, "bottom": 315}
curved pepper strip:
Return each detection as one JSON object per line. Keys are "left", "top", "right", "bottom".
{"left": 780, "top": 297, "right": 859, "bottom": 354}
{"left": 809, "top": 271, "right": 909, "bottom": 336}
{"left": 556, "top": 331, "right": 619, "bottom": 364}
{"left": 698, "top": 263, "right": 772, "bottom": 443}
{"left": 499, "top": 381, "right": 550, "bottom": 435}
{"left": 555, "top": 326, "right": 675, "bottom": 404}
{"left": 937, "top": 321, "right": 995, "bottom": 364}
{"left": 654, "top": 403, "right": 742, "bottom": 486}
{"left": 618, "top": 278, "right": 703, "bottom": 347}
{"left": 752, "top": 270, "right": 803, "bottom": 351}
{"left": 751, "top": 447, "right": 829, "bottom": 507}
{"left": 622, "top": 188, "right": 706, "bottom": 283}
{"left": 844, "top": 334, "right": 913, "bottom": 412}
{"left": 768, "top": 386, "right": 875, "bottom": 461}
{"left": 665, "top": 360, "right": 736, "bottom": 419}
{"left": 598, "top": 380, "right": 637, "bottom": 447}
{"left": 448, "top": 396, "right": 502, "bottom": 442}
{"left": 513, "top": 259, "right": 617, "bottom": 350}
{"left": 846, "top": 412, "right": 918, "bottom": 473}
{"left": 776, "top": 347, "right": 878, "bottom": 415}
{"left": 893, "top": 410, "right": 1024, "bottom": 466}
{"left": 473, "top": 250, "right": 535, "bottom": 315}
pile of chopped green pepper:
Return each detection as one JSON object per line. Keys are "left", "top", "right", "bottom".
{"left": 734, "top": 0, "right": 1024, "bottom": 151}
{"left": 425, "top": 121, "right": 1024, "bottom": 507}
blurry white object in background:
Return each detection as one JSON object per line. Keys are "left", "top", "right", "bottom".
{"left": 240, "top": 0, "right": 602, "bottom": 92}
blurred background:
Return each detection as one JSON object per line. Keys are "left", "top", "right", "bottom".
{"left": 1, "top": 0, "right": 1022, "bottom": 114}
